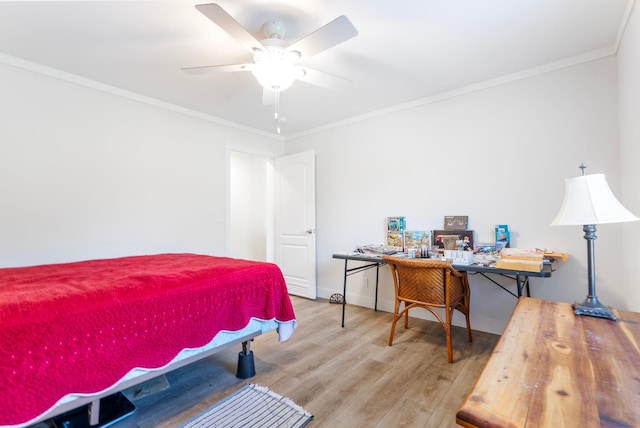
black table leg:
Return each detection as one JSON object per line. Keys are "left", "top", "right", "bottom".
{"left": 341, "top": 259, "right": 347, "bottom": 328}
{"left": 514, "top": 274, "right": 532, "bottom": 298}
{"left": 374, "top": 264, "right": 380, "bottom": 311}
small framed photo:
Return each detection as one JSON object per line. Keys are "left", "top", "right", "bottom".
{"left": 444, "top": 216, "right": 468, "bottom": 230}
{"left": 432, "top": 230, "right": 474, "bottom": 251}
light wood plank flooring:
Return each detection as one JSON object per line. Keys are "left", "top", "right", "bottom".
{"left": 113, "top": 297, "right": 500, "bottom": 428}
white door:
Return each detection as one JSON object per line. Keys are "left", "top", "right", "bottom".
{"left": 275, "top": 150, "right": 316, "bottom": 298}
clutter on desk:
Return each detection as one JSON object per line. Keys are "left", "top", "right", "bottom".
{"left": 474, "top": 242, "right": 508, "bottom": 254}
{"left": 471, "top": 242, "right": 504, "bottom": 266}
{"left": 473, "top": 254, "right": 498, "bottom": 267}
{"left": 495, "top": 247, "right": 544, "bottom": 272}
{"left": 542, "top": 250, "right": 569, "bottom": 262}
{"left": 375, "top": 216, "right": 566, "bottom": 268}
{"left": 356, "top": 244, "right": 400, "bottom": 255}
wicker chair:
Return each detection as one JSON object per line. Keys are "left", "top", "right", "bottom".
{"left": 382, "top": 256, "right": 472, "bottom": 363}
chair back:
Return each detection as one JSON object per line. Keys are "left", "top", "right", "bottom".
{"left": 382, "top": 257, "right": 465, "bottom": 306}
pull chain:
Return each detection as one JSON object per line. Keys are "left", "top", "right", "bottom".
{"left": 274, "top": 88, "right": 281, "bottom": 134}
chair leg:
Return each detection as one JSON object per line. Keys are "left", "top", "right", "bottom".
{"left": 456, "top": 303, "right": 473, "bottom": 343}
{"left": 403, "top": 301, "right": 410, "bottom": 329}
{"left": 388, "top": 314, "right": 399, "bottom": 346}
{"left": 446, "top": 327, "right": 453, "bottom": 363}
{"left": 389, "top": 299, "right": 403, "bottom": 346}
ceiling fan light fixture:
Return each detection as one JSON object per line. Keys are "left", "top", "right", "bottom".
{"left": 251, "top": 49, "right": 302, "bottom": 91}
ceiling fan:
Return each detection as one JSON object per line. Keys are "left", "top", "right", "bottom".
{"left": 182, "top": 3, "right": 358, "bottom": 133}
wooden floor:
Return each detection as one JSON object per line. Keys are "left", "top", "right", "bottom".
{"left": 112, "top": 297, "right": 500, "bottom": 428}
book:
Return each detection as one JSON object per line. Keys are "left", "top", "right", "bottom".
{"left": 386, "top": 232, "right": 403, "bottom": 248}
{"left": 386, "top": 216, "right": 405, "bottom": 233}
{"left": 386, "top": 216, "right": 406, "bottom": 249}
{"left": 403, "top": 230, "right": 431, "bottom": 253}
{"left": 495, "top": 224, "right": 510, "bottom": 247}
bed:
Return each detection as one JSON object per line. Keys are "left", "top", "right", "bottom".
{"left": 0, "top": 253, "right": 296, "bottom": 427}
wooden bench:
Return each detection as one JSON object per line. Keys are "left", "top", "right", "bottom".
{"left": 456, "top": 297, "right": 640, "bottom": 427}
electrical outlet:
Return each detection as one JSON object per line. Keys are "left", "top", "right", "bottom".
{"left": 361, "top": 277, "right": 368, "bottom": 288}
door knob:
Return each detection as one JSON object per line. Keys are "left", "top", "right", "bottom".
{"left": 304, "top": 229, "right": 316, "bottom": 234}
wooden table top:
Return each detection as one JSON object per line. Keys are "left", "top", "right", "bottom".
{"left": 456, "top": 297, "right": 640, "bottom": 428}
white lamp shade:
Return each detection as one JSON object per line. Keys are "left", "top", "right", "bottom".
{"left": 551, "top": 173, "right": 639, "bottom": 226}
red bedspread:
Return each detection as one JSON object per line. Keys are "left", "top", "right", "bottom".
{"left": 0, "top": 254, "right": 296, "bottom": 426}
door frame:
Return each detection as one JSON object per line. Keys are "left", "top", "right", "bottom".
{"left": 225, "top": 142, "right": 279, "bottom": 262}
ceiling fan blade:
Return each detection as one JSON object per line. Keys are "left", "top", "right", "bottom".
{"left": 297, "top": 67, "right": 352, "bottom": 90}
{"left": 195, "top": 3, "right": 264, "bottom": 53}
{"left": 262, "top": 88, "right": 276, "bottom": 105}
{"left": 181, "top": 63, "right": 253, "bottom": 75}
{"left": 287, "top": 15, "right": 358, "bottom": 59}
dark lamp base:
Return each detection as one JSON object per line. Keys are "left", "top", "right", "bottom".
{"left": 573, "top": 300, "right": 617, "bottom": 321}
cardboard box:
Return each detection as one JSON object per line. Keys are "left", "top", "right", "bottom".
{"left": 444, "top": 250, "right": 474, "bottom": 266}
{"left": 495, "top": 258, "right": 543, "bottom": 272}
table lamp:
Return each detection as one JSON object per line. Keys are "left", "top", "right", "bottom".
{"left": 551, "top": 164, "right": 639, "bottom": 320}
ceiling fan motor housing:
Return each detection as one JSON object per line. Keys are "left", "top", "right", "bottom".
{"left": 262, "top": 20, "right": 286, "bottom": 39}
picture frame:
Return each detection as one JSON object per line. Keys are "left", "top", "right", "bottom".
{"left": 444, "top": 216, "right": 468, "bottom": 230}
{"left": 432, "top": 230, "right": 474, "bottom": 251}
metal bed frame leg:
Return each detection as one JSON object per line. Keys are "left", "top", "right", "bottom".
{"left": 88, "top": 400, "right": 100, "bottom": 426}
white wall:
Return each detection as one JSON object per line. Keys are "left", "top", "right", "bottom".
{"left": 618, "top": 3, "right": 640, "bottom": 311}
{"left": 0, "top": 61, "right": 283, "bottom": 267}
{"left": 229, "top": 150, "right": 268, "bottom": 261}
{"left": 286, "top": 57, "right": 623, "bottom": 334}
{"left": 1, "top": 28, "right": 634, "bottom": 335}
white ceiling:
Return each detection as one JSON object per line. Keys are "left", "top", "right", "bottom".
{"left": 0, "top": 1, "right": 631, "bottom": 138}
